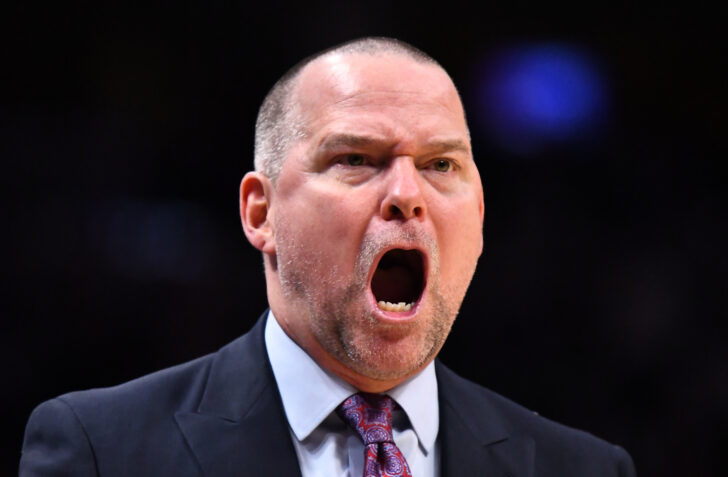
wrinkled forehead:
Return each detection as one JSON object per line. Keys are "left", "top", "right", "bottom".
{"left": 291, "top": 52, "right": 467, "bottom": 129}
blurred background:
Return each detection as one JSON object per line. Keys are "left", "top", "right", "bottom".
{"left": 3, "top": 1, "right": 726, "bottom": 475}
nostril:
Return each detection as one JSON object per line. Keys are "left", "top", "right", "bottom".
{"left": 386, "top": 204, "right": 423, "bottom": 220}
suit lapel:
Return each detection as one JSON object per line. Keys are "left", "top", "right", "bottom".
{"left": 437, "top": 362, "right": 535, "bottom": 477}
{"left": 175, "top": 315, "right": 302, "bottom": 477}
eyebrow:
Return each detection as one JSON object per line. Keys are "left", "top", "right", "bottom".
{"left": 318, "top": 133, "right": 470, "bottom": 155}
{"left": 318, "top": 134, "right": 382, "bottom": 151}
{"left": 424, "top": 138, "right": 471, "bottom": 155}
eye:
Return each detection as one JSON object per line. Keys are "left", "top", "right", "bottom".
{"left": 343, "top": 154, "right": 366, "bottom": 166}
{"left": 431, "top": 159, "right": 453, "bottom": 172}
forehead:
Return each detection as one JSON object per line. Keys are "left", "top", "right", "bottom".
{"left": 292, "top": 52, "right": 468, "bottom": 136}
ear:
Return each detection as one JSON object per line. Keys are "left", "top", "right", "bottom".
{"left": 479, "top": 196, "right": 485, "bottom": 225}
{"left": 239, "top": 171, "right": 276, "bottom": 255}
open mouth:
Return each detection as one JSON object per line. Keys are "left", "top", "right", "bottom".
{"left": 370, "top": 249, "right": 425, "bottom": 312}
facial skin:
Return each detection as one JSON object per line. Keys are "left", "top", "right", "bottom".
{"left": 240, "top": 52, "right": 484, "bottom": 393}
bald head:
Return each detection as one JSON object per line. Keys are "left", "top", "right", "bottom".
{"left": 253, "top": 37, "right": 459, "bottom": 182}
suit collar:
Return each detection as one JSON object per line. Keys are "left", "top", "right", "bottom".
{"left": 194, "top": 312, "right": 273, "bottom": 421}
{"left": 436, "top": 361, "right": 535, "bottom": 476}
{"left": 175, "top": 313, "right": 302, "bottom": 476}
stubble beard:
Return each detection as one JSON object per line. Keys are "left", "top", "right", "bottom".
{"left": 275, "top": 224, "right": 462, "bottom": 382}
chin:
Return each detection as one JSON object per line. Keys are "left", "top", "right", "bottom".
{"left": 336, "top": 318, "right": 444, "bottom": 381}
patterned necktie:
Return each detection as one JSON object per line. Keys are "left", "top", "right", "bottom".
{"left": 337, "top": 393, "right": 413, "bottom": 477}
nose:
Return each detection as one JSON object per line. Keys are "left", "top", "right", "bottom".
{"left": 380, "top": 157, "right": 426, "bottom": 221}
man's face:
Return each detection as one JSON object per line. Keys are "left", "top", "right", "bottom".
{"left": 267, "top": 52, "right": 484, "bottom": 389}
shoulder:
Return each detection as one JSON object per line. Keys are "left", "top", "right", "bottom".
{"left": 20, "top": 318, "right": 268, "bottom": 476}
{"left": 21, "top": 353, "right": 216, "bottom": 476}
{"left": 25, "top": 313, "right": 268, "bottom": 434}
{"left": 436, "top": 361, "right": 636, "bottom": 476}
{"left": 54, "top": 351, "right": 214, "bottom": 426}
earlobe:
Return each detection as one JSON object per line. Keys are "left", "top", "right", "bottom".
{"left": 239, "top": 172, "right": 276, "bottom": 254}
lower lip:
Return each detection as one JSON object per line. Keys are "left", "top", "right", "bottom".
{"left": 367, "top": 290, "right": 423, "bottom": 322}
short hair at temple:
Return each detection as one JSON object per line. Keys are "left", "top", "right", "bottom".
{"left": 253, "top": 37, "right": 444, "bottom": 182}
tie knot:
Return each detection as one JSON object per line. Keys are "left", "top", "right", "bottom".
{"left": 337, "top": 393, "right": 395, "bottom": 445}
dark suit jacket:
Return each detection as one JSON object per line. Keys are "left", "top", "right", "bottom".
{"left": 20, "top": 314, "right": 636, "bottom": 476}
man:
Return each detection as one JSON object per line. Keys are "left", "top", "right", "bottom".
{"left": 20, "top": 37, "right": 636, "bottom": 476}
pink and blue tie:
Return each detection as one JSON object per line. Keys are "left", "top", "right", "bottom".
{"left": 337, "top": 393, "right": 413, "bottom": 477}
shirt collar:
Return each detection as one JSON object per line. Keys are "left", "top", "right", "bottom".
{"left": 264, "top": 311, "right": 439, "bottom": 454}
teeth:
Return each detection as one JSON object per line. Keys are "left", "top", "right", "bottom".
{"left": 377, "top": 301, "right": 414, "bottom": 312}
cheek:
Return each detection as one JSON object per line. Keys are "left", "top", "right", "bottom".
{"left": 434, "top": 198, "right": 483, "bottom": 282}
{"left": 278, "top": 186, "right": 371, "bottom": 260}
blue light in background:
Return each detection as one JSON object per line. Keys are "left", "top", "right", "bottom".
{"left": 477, "top": 44, "right": 609, "bottom": 155}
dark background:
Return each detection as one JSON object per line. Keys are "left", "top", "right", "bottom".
{"left": 3, "top": 2, "right": 726, "bottom": 476}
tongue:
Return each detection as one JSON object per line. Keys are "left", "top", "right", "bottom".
{"left": 371, "top": 264, "right": 417, "bottom": 303}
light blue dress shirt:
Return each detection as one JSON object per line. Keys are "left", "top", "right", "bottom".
{"left": 265, "top": 312, "right": 440, "bottom": 477}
